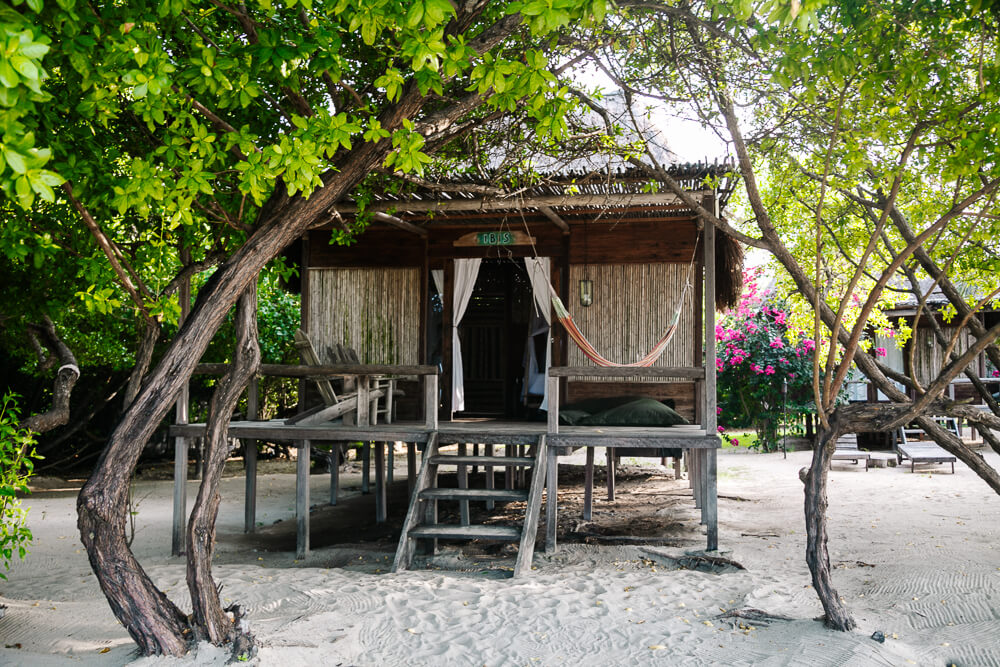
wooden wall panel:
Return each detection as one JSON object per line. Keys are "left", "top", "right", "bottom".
{"left": 309, "top": 218, "right": 698, "bottom": 268}
{"left": 913, "top": 324, "right": 976, "bottom": 386}
{"left": 566, "top": 263, "right": 696, "bottom": 382}
{"left": 307, "top": 267, "right": 420, "bottom": 364}
{"left": 569, "top": 220, "right": 698, "bottom": 264}
{"left": 309, "top": 229, "right": 425, "bottom": 268}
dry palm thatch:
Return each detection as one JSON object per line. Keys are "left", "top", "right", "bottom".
{"left": 715, "top": 227, "right": 744, "bottom": 311}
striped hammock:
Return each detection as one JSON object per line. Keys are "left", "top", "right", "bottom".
{"left": 549, "top": 290, "right": 684, "bottom": 368}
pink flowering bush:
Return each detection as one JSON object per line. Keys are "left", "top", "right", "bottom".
{"left": 717, "top": 270, "right": 816, "bottom": 451}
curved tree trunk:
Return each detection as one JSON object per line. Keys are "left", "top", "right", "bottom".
{"left": 22, "top": 315, "right": 80, "bottom": 434}
{"left": 76, "top": 104, "right": 416, "bottom": 655}
{"left": 124, "top": 320, "right": 161, "bottom": 408}
{"left": 803, "top": 425, "right": 857, "bottom": 631}
{"left": 187, "top": 285, "right": 260, "bottom": 651}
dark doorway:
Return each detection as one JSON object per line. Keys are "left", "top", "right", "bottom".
{"left": 458, "top": 259, "right": 533, "bottom": 417}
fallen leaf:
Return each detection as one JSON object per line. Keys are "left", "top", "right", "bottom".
{"left": 649, "top": 645, "right": 666, "bottom": 650}
{"left": 99, "top": 648, "right": 111, "bottom": 654}
{"left": 407, "top": 628, "right": 419, "bottom": 634}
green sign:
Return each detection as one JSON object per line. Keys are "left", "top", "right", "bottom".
{"left": 476, "top": 231, "right": 515, "bottom": 246}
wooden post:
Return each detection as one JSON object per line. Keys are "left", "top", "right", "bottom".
{"left": 384, "top": 380, "right": 395, "bottom": 424}
{"left": 296, "top": 440, "right": 310, "bottom": 558}
{"left": 704, "top": 203, "right": 718, "bottom": 542}
{"left": 425, "top": 373, "right": 439, "bottom": 430}
{"left": 407, "top": 442, "right": 417, "bottom": 493}
{"left": 706, "top": 448, "right": 718, "bottom": 551}
{"left": 375, "top": 442, "right": 386, "bottom": 523}
{"left": 583, "top": 447, "right": 594, "bottom": 521}
{"left": 505, "top": 444, "right": 514, "bottom": 490}
{"left": 361, "top": 442, "right": 371, "bottom": 493}
{"left": 330, "top": 443, "right": 340, "bottom": 505}
{"left": 171, "top": 271, "right": 191, "bottom": 557}
{"left": 606, "top": 448, "right": 616, "bottom": 501}
{"left": 704, "top": 214, "right": 718, "bottom": 436}
{"left": 357, "top": 375, "right": 370, "bottom": 426}
{"left": 423, "top": 461, "right": 440, "bottom": 554}
{"left": 484, "top": 443, "right": 495, "bottom": 510}
{"left": 545, "top": 446, "right": 559, "bottom": 553}
{"left": 546, "top": 375, "right": 560, "bottom": 434}
{"left": 244, "top": 377, "right": 259, "bottom": 533}
{"left": 472, "top": 443, "right": 479, "bottom": 475}
{"left": 458, "top": 442, "right": 470, "bottom": 526}
{"left": 673, "top": 455, "right": 683, "bottom": 481}
{"left": 387, "top": 442, "right": 394, "bottom": 486}
{"left": 171, "top": 433, "right": 187, "bottom": 557}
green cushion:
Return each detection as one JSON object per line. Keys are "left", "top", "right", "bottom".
{"left": 579, "top": 398, "right": 689, "bottom": 427}
{"left": 562, "top": 395, "right": 675, "bottom": 414}
{"left": 558, "top": 409, "right": 591, "bottom": 426}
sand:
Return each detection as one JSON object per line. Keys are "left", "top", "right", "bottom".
{"left": 2, "top": 446, "right": 1000, "bottom": 666}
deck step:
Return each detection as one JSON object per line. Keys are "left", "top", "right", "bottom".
{"left": 430, "top": 455, "right": 534, "bottom": 467}
{"left": 408, "top": 523, "right": 522, "bottom": 541}
{"left": 418, "top": 488, "right": 528, "bottom": 502}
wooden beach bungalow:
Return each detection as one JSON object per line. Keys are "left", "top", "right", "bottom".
{"left": 171, "top": 164, "right": 742, "bottom": 573}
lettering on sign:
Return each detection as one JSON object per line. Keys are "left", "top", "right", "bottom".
{"left": 454, "top": 230, "right": 535, "bottom": 247}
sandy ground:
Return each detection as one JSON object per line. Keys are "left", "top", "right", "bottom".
{"left": 2, "top": 445, "right": 1000, "bottom": 666}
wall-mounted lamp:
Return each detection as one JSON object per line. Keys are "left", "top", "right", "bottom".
{"left": 579, "top": 278, "right": 594, "bottom": 307}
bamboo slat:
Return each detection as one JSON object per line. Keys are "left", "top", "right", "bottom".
{"left": 308, "top": 268, "right": 421, "bottom": 364}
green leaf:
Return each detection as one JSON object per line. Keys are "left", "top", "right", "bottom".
{"left": 406, "top": 2, "right": 424, "bottom": 28}
{"left": 3, "top": 148, "right": 27, "bottom": 174}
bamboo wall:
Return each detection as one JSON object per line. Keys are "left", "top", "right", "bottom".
{"left": 307, "top": 268, "right": 421, "bottom": 364}
{"left": 567, "top": 263, "right": 696, "bottom": 381}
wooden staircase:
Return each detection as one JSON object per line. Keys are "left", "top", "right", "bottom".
{"left": 392, "top": 433, "right": 548, "bottom": 577}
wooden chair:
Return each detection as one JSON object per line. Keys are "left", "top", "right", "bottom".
{"left": 896, "top": 425, "right": 956, "bottom": 473}
{"left": 288, "top": 329, "right": 398, "bottom": 426}
{"left": 831, "top": 433, "right": 869, "bottom": 471}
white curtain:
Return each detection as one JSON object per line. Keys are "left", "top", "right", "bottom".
{"left": 524, "top": 258, "right": 552, "bottom": 410}
{"left": 431, "top": 269, "right": 444, "bottom": 299}
{"left": 451, "top": 258, "right": 482, "bottom": 412}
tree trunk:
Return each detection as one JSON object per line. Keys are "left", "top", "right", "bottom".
{"left": 76, "top": 91, "right": 423, "bottom": 655}
{"left": 187, "top": 286, "right": 260, "bottom": 651}
{"left": 124, "top": 319, "right": 161, "bottom": 408}
{"left": 22, "top": 315, "right": 80, "bottom": 434}
{"left": 802, "top": 425, "right": 857, "bottom": 630}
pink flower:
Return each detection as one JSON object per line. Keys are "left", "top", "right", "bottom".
{"left": 717, "top": 425, "right": 725, "bottom": 432}
{"left": 746, "top": 322, "right": 758, "bottom": 334}
{"left": 717, "top": 406, "right": 723, "bottom": 414}
{"left": 764, "top": 365, "right": 775, "bottom": 375}
{"left": 779, "top": 357, "right": 788, "bottom": 364}
{"left": 875, "top": 347, "right": 887, "bottom": 357}
{"left": 715, "top": 324, "right": 724, "bottom": 338}
{"left": 716, "top": 358, "right": 724, "bottom": 371}
{"left": 732, "top": 438, "right": 739, "bottom": 446}
{"left": 769, "top": 338, "right": 784, "bottom": 349}
{"left": 788, "top": 373, "right": 796, "bottom": 379}
{"left": 993, "top": 370, "right": 999, "bottom": 378}
{"left": 750, "top": 363, "right": 762, "bottom": 374}
{"left": 803, "top": 339, "right": 816, "bottom": 352}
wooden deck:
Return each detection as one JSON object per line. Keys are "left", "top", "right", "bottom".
{"left": 168, "top": 418, "right": 720, "bottom": 559}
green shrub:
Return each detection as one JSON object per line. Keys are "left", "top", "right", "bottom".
{"left": 0, "top": 392, "right": 41, "bottom": 579}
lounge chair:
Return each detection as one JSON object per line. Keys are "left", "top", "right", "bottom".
{"left": 286, "top": 329, "right": 389, "bottom": 426}
{"left": 896, "top": 426, "right": 956, "bottom": 473}
{"left": 832, "top": 433, "right": 869, "bottom": 471}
